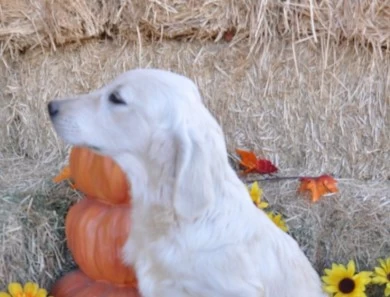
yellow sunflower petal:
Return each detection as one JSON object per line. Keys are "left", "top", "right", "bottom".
{"left": 322, "top": 274, "right": 345, "bottom": 287}
{"left": 331, "top": 266, "right": 349, "bottom": 278}
{"left": 351, "top": 273, "right": 371, "bottom": 295}
{"left": 323, "top": 268, "right": 333, "bottom": 275}
{"left": 323, "top": 284, "right": 339, "bottom": 293}
{"left": 372, "top": 275, "right": 388, "bottom": 284}
{"left": 258, "top": 201, "right": 269, "bottom": 209}
{"left": 8, "top": 283, "right": 23, "bottom": 297}
{"left": 385, "top": 283, "right": 390, "bottom": 297}
{"left": 357, "top": 271, "right": 373, "bottom": 285}
{"left": 331, "top": 263, "right": 338, "bottom": 270}
{"left": 383, "top": 259, "right": 390, "bottom": 274}
{"left": 24, "top": 282, "right": 39, "bottom": 295}
{"left": 352, "top": 271, "right": 371, "bottom": 288}
{"left": 0, "top": 293, "right": 11, "bottom": 297}
{"left": 373, "top": 265, "right": 388, "bottom": 284}
{"left": 347, "top": 260, "right": 356, "bottom": 275}
{"left": 330, "top": 263, "right": 348, "bottom": 276}
{"left": 36, "top": 288, "right": 48, "bottom": 297}
{"left": 374, "top": 267, "right": 387, "bottom": 277}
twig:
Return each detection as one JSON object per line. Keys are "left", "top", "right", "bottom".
{"left": 240, "top": 175, "right": 303, "bottom": 183}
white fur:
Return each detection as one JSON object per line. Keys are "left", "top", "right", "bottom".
{"left": 49, "top": 69, "right": 326, "bottom": 297}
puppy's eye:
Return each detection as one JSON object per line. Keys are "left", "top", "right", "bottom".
{"left": 108, "top": 92, "right": 126, "bottom": 105}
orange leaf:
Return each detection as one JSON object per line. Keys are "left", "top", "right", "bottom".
{"left": 298, "top": 175, "right": 338, "bottom": 202}
{"left": 53, "top": 166, "right": 71, "bottom": 183}
{"left": 318, "top": 175, "right": 338, "bottom": 193}
{"left": 236, "top": 149, "right": 278, "bottom": 175}
{"left": 236, "top": 149, "right": 257, "bottom": 173}
{"left": 53, "top": 166, "right": 76, "bottom": 189}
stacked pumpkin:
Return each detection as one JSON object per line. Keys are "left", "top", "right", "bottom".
{"left": 51, "top": 147, "right": 140, "bottom": 297}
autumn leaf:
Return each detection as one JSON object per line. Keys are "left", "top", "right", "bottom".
{"left": 236, "top": 149, "right": 257, "bottom": 172}
{"left": 266, "top": 211, "right": 289, "bottom": 232}
{"left": 247, "top": 181, "right": 268, "bottom": 209}
{"left": 53, "top": 166, "right": 71, "bottom": 183}
{"left": 256, "top": 159, "right": 278, "bottom": 174}
{"left": 298, "top": 174, "right": 338, "bottom": 202}
{"left": 53, "top": 166, "right": 75, "bottom": 188}
{"left": 236, "top": 149, "right": 278, "bottom": 175}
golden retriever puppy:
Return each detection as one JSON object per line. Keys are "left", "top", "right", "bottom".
{"left": 48, "top": 69, "right": 326, "bottom": 297}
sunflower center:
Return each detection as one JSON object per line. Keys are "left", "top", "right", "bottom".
{"left": 339, "top": 278, "right": 355, "bottom": 293}
{"left": 387, "top": 273, "right": 390, "bottom": 281}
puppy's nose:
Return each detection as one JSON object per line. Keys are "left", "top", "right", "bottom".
{"left": 48, "top": 101, "right": 59, "bottom": 117}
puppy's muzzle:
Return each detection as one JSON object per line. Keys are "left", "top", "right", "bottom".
{"left": 48, "top": 101, "right": 59, "bottom": 118}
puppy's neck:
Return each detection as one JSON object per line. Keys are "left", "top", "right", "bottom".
{"left": 113, "top": 152, "right": 175, "bottom": 207}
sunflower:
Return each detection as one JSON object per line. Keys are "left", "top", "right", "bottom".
{"left": 0, "top": 282, "right": 53, "bottom": 297}
{"left": 266, "top": 211, "right": 289, "bottom": 232}
{"left": 322, "top": 260, "right": 372, "bottom": 297}
{"left": 372, "top": 258, "right": 390, "bottom": 296}
{"left": 248, "top": 181, "right": 268, "bottom": 209}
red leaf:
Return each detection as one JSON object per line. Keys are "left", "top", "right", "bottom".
{"left": 256, "top": 159, "right": 278, "bottom": 174}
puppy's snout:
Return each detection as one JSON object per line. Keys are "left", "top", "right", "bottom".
{"left": 48, "top": 101, "right": 59, "bottom": 117}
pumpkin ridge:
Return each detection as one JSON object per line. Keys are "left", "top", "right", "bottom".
{"left": 81, "top": 200, "right": 109, "bottom": 280}
{"left": 51, "top": 270, "right": 140, "bottom": 297}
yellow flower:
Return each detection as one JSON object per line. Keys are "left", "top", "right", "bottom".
{"left": 372, "top": 258, "right": 390, "bottom": 296}
{"left": 266, "top": 211, "right": 288, "bottom": 232}
{"left": 248, "top": 182, "right": 268, "bottom": 209}
{"left": 0, "top": 282, "right": 52, "bottom": 297}
{"left": 322, "top": 260, "right": 372, "bottom": 297}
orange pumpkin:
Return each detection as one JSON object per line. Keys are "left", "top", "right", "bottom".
{"left": 69, "top": 146, "right": 130, "bottom": 205}
{"left": 65, "top": 197, "right": 137, "bottom": 285}
{"left": 53, "top": 146, "right": 138, "bottom": 293}
{"left": 51, "top": 270, "right": 140, "bottom": 297}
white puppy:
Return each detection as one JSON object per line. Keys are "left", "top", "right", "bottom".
{"left": 49, "top": 69, "right": 326, "bottom": 297}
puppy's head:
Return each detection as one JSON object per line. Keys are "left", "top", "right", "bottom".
{"left": 49, "top": 69, "right": 197, "bottom": 154}
{"left": 49, "top": 69, "right": 226, "bottom": 219}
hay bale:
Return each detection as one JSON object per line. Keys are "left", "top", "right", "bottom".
{"left": 263, "top": 178, "right": 390, "bottom": 297}
{"left": 0, "top": 0, "right": 138, "bottom": 56}
{"left": 262, "top": 179, "right": 390, "bottom": 270}
{"left": 1, "top": 39, "right": 388, "bottom": 184}
{"left": 1, "top": 0, "right": 389, "bottom": 57}
{"left": 0, "top": 187, "right": 77, "bottom": 288}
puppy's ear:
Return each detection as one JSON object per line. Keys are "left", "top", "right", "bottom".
{"left": 173, "top": 126, "right": 215, "bottom": 220}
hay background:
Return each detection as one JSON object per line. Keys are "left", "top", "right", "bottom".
{"left": 0, "top": 0, "right": 389, "bottom": 295}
